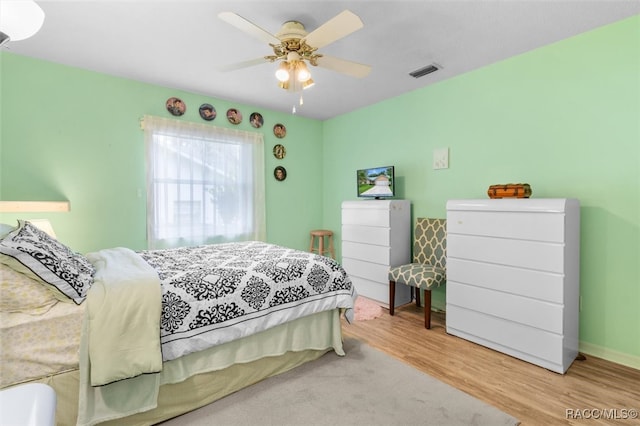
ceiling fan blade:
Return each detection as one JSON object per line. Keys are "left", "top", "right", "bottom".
{"left": 218, "top": 12, "right": 281, "bottom": 45}
{"left": 316, "top": 55, "right": 371, "bottom": 78}
{"left": 304, "top": 10, "right": 364, "bottom": 49}
{"left": 218, "top": 57, "right": 268, "bottom": 72}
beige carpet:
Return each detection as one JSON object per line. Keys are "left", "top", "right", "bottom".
{"left": 161, "top": 338, "right": 520, "bottom": 426}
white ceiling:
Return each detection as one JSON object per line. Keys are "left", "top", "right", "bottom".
{"left": 4, "top": 0, "right": 640, "bottom": 120}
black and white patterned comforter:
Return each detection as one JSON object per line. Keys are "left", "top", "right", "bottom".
{"left": 138, "top": 241, "right": 356, "bottom": 361}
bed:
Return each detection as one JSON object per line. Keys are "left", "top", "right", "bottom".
{"left": 0, "top": 220, "right": 355, "bottom": 425}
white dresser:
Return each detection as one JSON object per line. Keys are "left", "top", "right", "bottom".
{"left": 341, "top": 200, "right": 412, "bottom": 308}
{"left": 445, "top": 198, "right": 580, "bottom": 374}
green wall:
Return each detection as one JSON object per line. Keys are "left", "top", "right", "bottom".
{"left": 322, "top": 16, "right": 639, "bottom": 368}
{"left": 1, "top": 16, "right": 638, "bottom": 368}
{"left": 0, "top": 53, "right": 324, "bottom": 253}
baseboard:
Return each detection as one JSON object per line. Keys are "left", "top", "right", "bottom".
{"left": 579, "top": 341, "right": 640, "bottom": 370}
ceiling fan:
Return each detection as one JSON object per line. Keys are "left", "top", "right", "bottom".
{"left": 218, "top": 10, "right": 371, "bottom": 92}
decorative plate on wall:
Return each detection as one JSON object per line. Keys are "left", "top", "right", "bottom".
{"left": 274, "top": 166, "right": 287, "bottom": 181}
{"left": 249, "top": 112, "right": 264, "bottom": 128}
{"left": 199, "top": 104, "right": 216, "bottom": 121}
{"left": 273, "top": 123, "right": 286, "bottom": 138}
{"left": 166, "top": 97, "right": 186, "bottom": 116}
{"left": 226, "top": 108, "right": 242, "bottom": 124}
{"left": 273, "top": 144, "right": 286, "bottom": 159}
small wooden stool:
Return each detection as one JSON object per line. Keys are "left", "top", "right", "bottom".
{"left": 309, "top": 229, "right": 335, "bottom": 259}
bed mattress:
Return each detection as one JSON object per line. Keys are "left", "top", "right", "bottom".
{"left": 0, "top": 301, "right": 84, "bottom": 387}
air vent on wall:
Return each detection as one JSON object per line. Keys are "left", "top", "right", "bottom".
{"left": 409, "top": 64, "right": 439, "bottom": 78}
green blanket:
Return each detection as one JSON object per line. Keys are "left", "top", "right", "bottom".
{"left": 77, "top": 247, "right": 162, "bottom": 426}
{"left": 85, "top": 247, "right": 162, "bottom": 385}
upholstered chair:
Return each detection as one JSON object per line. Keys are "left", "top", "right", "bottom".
{"left": 388, "top": 218, "right": 446, "bottom": 328}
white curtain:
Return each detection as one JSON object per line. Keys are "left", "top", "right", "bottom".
{"left": 143, "top": 115, "right": 265, "bottom": 249}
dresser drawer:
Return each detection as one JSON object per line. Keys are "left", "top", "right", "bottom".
{"left": 447, "top": 234, "right": 565, "bottom": 273}
{"left": 342, "top": 224, "right": 391, "bottom": 246}
{"left": 342, "top": 208, "right": 391, "bottom": 227}
{"left": 446, "top": 305, "right": 565, "bottom": 368}
{"left": 342, "top": 241, "right": 391, "bottom": 265}
{"left": 446, "top": 282, "right": 564, "bottom": 334}
{"left": 342, "top": 257, "right": 391, "bottom": 283}
{"left": 446, "top": 258, "right": 564, "bottom": 303}
{"left": 447, "top": 210, "right": 565, "bottom": 243}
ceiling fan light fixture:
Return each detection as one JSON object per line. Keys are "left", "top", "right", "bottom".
{"left": 275, "top": 61, "right": 290, "bottom": 82}
{"left": 278, "top": 80, "right": 290, "bottom": 90}
{"left": 219, "top": 10, "right": 371, "bottom": 100}
{"left": 296, "top": 61, "right": 311, "bottom": 82}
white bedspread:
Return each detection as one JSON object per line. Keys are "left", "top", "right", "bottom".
{"left": 138, "top": 241, "right": 356, "bottom": 361}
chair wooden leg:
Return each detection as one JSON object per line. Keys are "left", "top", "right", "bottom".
{"left": 415, "top": 287, "right": 421, "bottom": 307}
{"left": 424, "top": 289, "right": 432, "bottom": 329}
{"left": 389, "top": 281, "right": 396, "bottom": 316}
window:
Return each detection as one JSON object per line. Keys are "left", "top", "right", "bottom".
{"left": 143, "top": 115, "right": 265, "bottom": 249}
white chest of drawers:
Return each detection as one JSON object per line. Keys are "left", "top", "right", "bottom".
{"left": 341, "top": 200, "right": 412, "bottom": 308}
{"left": 445, "top": 198, "right": 580, "bottom": 373}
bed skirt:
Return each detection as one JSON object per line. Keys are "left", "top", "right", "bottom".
{"left": 32, "top": 309, "right": 345, "bottom": 425}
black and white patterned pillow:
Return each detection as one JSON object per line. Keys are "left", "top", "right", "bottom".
{"left": 0, "top": 220, "right": 95, "bottom": 304}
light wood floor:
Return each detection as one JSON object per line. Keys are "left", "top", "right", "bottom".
{"left": 342, "top": 303, "right": 640, "bottom": 425}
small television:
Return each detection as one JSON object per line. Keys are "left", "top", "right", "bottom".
{"left": 357, "top": 166, "right": 395, "bottom": 199}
